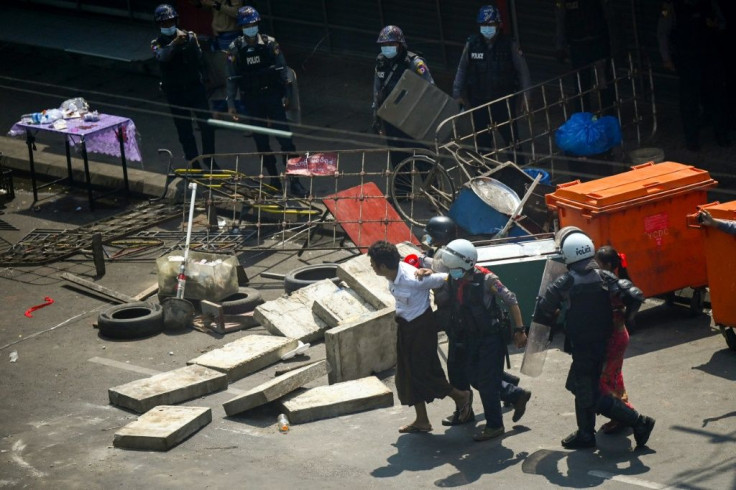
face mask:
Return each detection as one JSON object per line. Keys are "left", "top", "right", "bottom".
{"left": 160, "top": 26, "right": 177, "bottom": 36}
{"left": 243, "top": 26, "right": 259, "bottom": 37}
{"left": 421, "top": 234, "right": 433, "bottom": 246}
{"left": 449, "top": 268, "right": 465, "bottom": 280}
{"left": 480, "top": 25, "right": 497, "bottom": 39}
{"left": 381, "top": 46, "right": 398, "bottom": 59}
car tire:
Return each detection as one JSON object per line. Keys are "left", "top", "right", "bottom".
{"left": 284, "top": 263, "right": 340, "bottom": 294}
{"left": 220, "top": 287, "right": 263, "bottom": 314}
{"left": 98, "top": 302, "right": 164, "bottom": 339}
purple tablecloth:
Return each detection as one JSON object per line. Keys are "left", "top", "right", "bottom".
{"left": 8, "top": 114, "right": 141, "bottom": 162}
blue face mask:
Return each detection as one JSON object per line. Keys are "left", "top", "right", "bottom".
{"left": 449, "top": 268, "right": 466, "bottom": 280}
{"left": 480, "top": 25, "right": 497, "bottom": 39}
{"left": 243, "top": 26, "right": 259, "bottom": 37}
{"left": 160, "top": 26, "right": 177, "bottom": 36}
{"left": 381, "top": 46, "right": 398, "bottom": 59}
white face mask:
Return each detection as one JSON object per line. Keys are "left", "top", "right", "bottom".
{"left": 243, "top": 26, "right": 258, "bottom": 37}
{"left": 160, "top": 26, "right": 177, "bottom": 36}
{"left": 480, "top": 25, "right": 497, "bottom": 39}
{"left": 381, "top": 46, "right": 398, "bottom": 59}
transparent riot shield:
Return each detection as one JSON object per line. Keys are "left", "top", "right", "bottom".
{"left": 520, "top": 256, "right": 567, "bottom": 377}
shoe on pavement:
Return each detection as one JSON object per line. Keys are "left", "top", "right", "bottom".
{"left": 633, "top": 416, "right": 655, "bottom": 448}
{"left": 561, "top": 430, "right": 596, "bottom": 449}
{"left": 442, "top": 391, "right": 475, "bottom": 426}
{"left": 512, "top": 389, "right": 531, "bottom": 423}
{"left": 473, "top": 425, "right": 504, "bottom": 442}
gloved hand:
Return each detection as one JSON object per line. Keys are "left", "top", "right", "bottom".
{"left": 228, "top": 107, "right": 239, "bottom": 122}
{"left": 282, "top": 97, "right": 291, "bottom": 110}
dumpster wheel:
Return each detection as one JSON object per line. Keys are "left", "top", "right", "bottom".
{"left": 689, "top": 287, "right": 706, "bottom": 315}
{"left": 722, "top": 326, "right": 736, "bottom": 352}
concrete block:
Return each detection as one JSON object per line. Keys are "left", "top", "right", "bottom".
{"left": 188, "top": 334, "right": 298, "bottom": 382}
{"left": 324, "top": 308, "right": 397, "bottom": 384}
{"left": 223, "top": 360, "right": 328, "bottom": 416}
{"left": 254, "top": 279, "right": 339, "bottom": 343}
{"left": 279, "top": 376, "right": 394, "bottom": 424}
{"left": 113, "top": 406, "right": 211, "bottom": 451}
{"left": 337, "top": 254, "right": 394, "bottom": 310}
{"left": 312, "top": 288, "right": 374, "bottom": 329}
{"left": 108, "top": 365, "right": 228, "bottom": 414}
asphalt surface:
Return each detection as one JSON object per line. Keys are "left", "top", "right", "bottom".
{"left": 1, "top": 24, "right": 736, "bottom": 490}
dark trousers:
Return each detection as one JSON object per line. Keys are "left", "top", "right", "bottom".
{"left": 569, "top": 39, "right": 613, "bottom": 114}
{"left": 165, "top": 83, "right": 215, "bottom": 165}
{"left": 470, "top": 100, "right": 521, "bottom": 161}
{"left": 384, "top": 122, "right": 423, "bottom": 169}
{"left": 566, "top": 347, "right": 605, "bottom": 437}
{"left": 241, "top": 92, "right": 296, "bottom": 175}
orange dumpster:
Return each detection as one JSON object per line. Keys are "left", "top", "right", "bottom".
{"left": 545, "top": 162, "right": 717, "bottom": 298}
{"left": 690, "top": 201, "right": 736, "bottom": 351}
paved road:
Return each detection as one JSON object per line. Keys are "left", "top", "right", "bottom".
{"left": 1, "top": 36, "right": 735, "bottom": 490}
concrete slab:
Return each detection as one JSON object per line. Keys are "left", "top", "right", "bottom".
{"left": 223, "top": 360, "right": 328, "bottom": 416}
{"left": 279, "top": 376, "right": 394, "bottom": 425}
{"left": 324, "top": 308, "right": 397, "bottom": 384}
{"left": 254, "top": 280, "right": 339, "bottom": 343}
{"left": 188, "top": 334, "right": 298, "bottom": 382}
{"left": 312, "top": 288, "right": 374, "bottom": 329}
{"left": 108, "top": 365, "right": 228, "bottom": 414}
{"left": 336, "top": 254, "right": 394, "bottom": 310}
{"left": 113, "top": 406, "right": 211, "bottom": 451}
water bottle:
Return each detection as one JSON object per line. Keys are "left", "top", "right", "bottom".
{"left": 277, "top": 413, "right": 290, "bottom": 433}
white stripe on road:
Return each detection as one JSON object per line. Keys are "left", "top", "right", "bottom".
{"left": 588, "top": 470, "right": 671, "bottom": 489}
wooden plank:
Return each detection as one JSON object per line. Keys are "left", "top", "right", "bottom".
{"left": 60, "top": 272, "right": 137, "bottom": 304}
{"left": 133, "top": 283, "right": 159, "bottom": 301}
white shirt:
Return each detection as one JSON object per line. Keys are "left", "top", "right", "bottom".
{"left": 390, "top": 262, "right": 448, "bottom": 322}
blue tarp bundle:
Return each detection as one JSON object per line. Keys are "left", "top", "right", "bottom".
{"left": 555, "top": 112, "right": 622, "bottom": 156}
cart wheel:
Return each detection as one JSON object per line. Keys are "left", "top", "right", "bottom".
{"left": 725, "top": 327, "right": 736, "bottom": 352}
{"left": 390, "top": 155, "right": 455, "bottom": 227}
{"left": 689, "top": 288, "right": 706, "bottom": 315}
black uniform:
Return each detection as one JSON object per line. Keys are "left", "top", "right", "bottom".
{"left": 152, "top": 30, "right": 216, "bottom": 167}
{"left": 226, "top": 33, "right": 295, "bottom": 178}
{"left": 372, "top": 49, "right": 434, "bottom": 170}
{"left": 534, "top": 257, "right": 654, "bottom": 448}
{"left": 657, "top": 0, "right": 730, "bottom": 149}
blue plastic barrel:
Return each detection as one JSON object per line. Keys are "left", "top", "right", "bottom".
{"left": 448, "top": 188, "right": 529, "bottom": 237}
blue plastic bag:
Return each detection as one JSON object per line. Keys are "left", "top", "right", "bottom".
{"left": 555, "top": 112, "right": 622, "bottom": 156}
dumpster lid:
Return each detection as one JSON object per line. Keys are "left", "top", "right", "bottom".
{"left": 548, "top": 162, "right": 717, "bottom": 209}
{"left": 698, "top": 200, "right": 736, "bottom": 220}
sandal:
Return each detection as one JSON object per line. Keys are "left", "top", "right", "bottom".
{"left": 398, "top": 424, "right": 433, "bottom": 433}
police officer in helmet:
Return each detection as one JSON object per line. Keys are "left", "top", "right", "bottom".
{"left": 533, "top": 229, "right": 655, "bottom": 449}
{"left": 151, "top": 4, "right": 217, "bottom": 170}
{"left": 372, "top": 26, "right": 434, "bottom": 178}
{"left": 452, "top": 5, "right": 531, "bottom": 156}
{"left": 225, "top": 6, "right": 307, "bottom": 197}
{"left": 431, "top": 239, "right": 530, "bottom": 441}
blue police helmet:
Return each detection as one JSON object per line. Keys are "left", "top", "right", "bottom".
{"left": 237, "top": 6, "right": 261, "bottom": 26}
{"left": 376, "top": 25, "right": 406, "bottom": 45}
{"left": 477, "top": 5, "right": 501, "bottom": 24}
{"left": 154, "top": 4, "right": 178, "bottom": 23}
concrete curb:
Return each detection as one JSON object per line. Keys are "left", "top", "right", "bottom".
{"left": 1, "top": 135, "right": 180, "bottom": 201}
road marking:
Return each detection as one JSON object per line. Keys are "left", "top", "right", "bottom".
{"left": 11, "top": 440, "right": 46, "bottom": 478}
{"left": 88, "top": 357, "right": 161, "bottom": 376}
{"left": 588, "top": 470, "right": 671, "bottom": 489}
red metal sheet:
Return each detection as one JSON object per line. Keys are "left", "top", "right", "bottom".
{"left": 323, "top": 183, "right": 419, "bottom": 253}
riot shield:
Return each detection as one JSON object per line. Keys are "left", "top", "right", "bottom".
{"left": 520, "top": 256, "right": 566, "bottom": 377}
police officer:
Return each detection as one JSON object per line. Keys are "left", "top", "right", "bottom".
{"left": 554, "top": 0, "right": 620, "bottom": 113}
{"left": 372, "top": 26, "right": 434, "bottom": 173}
{"left": 452, "top": 5, "right": 531, "bottom": 155}
{"left": 152, "top": 4, "right": 217, "bottom": 170}
{"left": 433, "top": 239, "right": 530, "bottom": 441}
{"left": 657, "top": 0, "right": 730, "bottom": 150}
{"left": 533, "top": 229, "right": 655, "bottom": 449}
{"left": 225, "top": 6, "right": 307, "bottom": 196}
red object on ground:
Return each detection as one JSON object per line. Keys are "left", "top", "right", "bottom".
{"left": 25, "top": 296, "right": 54, "bottom": 318}
{"left": 322, "top": 182, "right": 420, "bottom": 253}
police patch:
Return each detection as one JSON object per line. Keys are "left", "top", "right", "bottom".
{"left": 415, "top": 61, "right": 427, "bottom": 75}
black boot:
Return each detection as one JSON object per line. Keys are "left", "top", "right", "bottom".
{"left": 289, "top": 177, "right": 309, "bottom": 198}
{"left": 599, "top": 396, "right": 655, "bottom": 448}
{"left": 263, "top": 159, "right": 282, "bottom": 193}
{"left": 562, "top": 400, "right": 596, "bottom": 449}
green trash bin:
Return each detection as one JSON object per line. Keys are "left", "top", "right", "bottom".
{"left": 476, "top": 238, "right": 560, "bottom": 324}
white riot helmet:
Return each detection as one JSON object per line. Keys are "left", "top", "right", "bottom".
{"left": 440, "top": 239, "right": 478, "bottom": 271}
{"left": 559, "top": 231, "right": 595, "bottom": 265}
